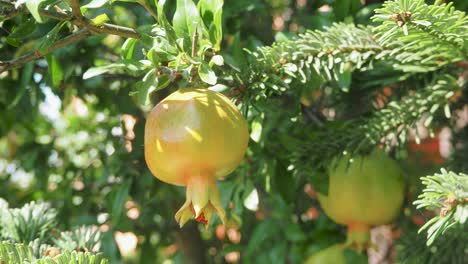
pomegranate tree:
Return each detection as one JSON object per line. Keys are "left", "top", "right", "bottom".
{"left": 318, "top": 149, "right": 405, "bottom": 248}
{"left": 144, "top": 88, "right": 249, "bottom": 227}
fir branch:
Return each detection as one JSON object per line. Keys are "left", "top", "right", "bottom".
{"left": 397, "top": 225, "right": 468, "bottom": 264}
{"left": 372, "top": 0, "right": 468, "bottom": 72}
{"left": 242, "top": 23, "right": 386, "bottom": 99}
{"left": 292, "top": 73, "right": 464, "bottom": 172}
{"left": 54, "top": 226, "right": 103, "bottom": 252}
{"left": 0, "top": 202, "right": 57, "bottom": 244}
{"left": 414, "top": 169, "right": 468, "bottom": 246}
{"left": 0, "top": 241, "right": 109, "bottom": 263}
{"left": 360, "top": 74, "right": 462, "bottom": 147}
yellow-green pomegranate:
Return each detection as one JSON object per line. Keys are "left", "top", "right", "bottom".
{"left": 318, "top": 149, "right": 405, "bottom": 248}
{"left": 145, "top": 88, "right": 249, "bottom": 227}
{"left": 304, "top": 245, "right": 346, "bottom": 264}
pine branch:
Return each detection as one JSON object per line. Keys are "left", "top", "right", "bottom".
{"left": 414, "top": 169, "right": 468, "bottom": 246}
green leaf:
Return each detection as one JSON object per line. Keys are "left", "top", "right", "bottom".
{"left": 135, "top": 69, "right": 158, "bottom": 106}
{"left": 198, "top": 0, "right": 223, "bottom": 50}
{"left": 156, "top": 0, "right": 179, "bottom": 47}
{"left": 7, "top": 18, "right": 36, "bottom": 40}
{"left": 83, "top": 63, "right": 125, "bottom": 79}
{"left": 24, "top": 0, "right": 47, "bottom": 23}
{"left": 121, "top": 38, "right": 138, "bottom": 60}
{"left": 46, "top": 54, "right": 63, "bottom": 87}
{"left": 228, "top": 32, "right": 246, "bottom": 68}
{"left": 90, "top": 14, "right": 110, "bottom": 25}
{"left": 36, "top": 21, "right": 66, "bottom": 54}
{"left": 110, "top": 179, "right": 132, "bottom": 224}
{"left": 209, "top": 54, "right": 224, "bottom": 66}
{"left": 82, "top": 0, "right": 110, "bottom": 9}
{"left": 198, "top": 63, "right": 217, "bottom": 85}
{"left": 156, "top": 74, "right": 171, "bottom": 90}
{"left": 8, "top": 62, "right": 33, "bottom": 109}
{"left": 245, "top": 219, "right": 277, "bottom": 258}
{"left": 173, "top": 0, "right": 202, "bottom": 38}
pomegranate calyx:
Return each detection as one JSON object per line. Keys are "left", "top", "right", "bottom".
{"left": 174, "top": 174, "right": 226, "bottom": 227}
{"left": 345, "top": 222, "right": 371, "bottom": 252}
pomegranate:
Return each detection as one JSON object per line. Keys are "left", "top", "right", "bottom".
{"left": 318, "top": 149, "right": 405, "bottom": 249}
{"left": 304, "top": 245, "right": 346, "bottom": 264}
{"left": 144, "top": 88, "right": 249, "bottom": 227}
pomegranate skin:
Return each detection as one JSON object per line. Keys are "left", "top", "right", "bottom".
{"left": 318, "top": 149, "right": 405, "bottom": 227}
{"left": 144, "top": 88, "right": 249, "bottom": 226}
{"left": 304, "top": 245, "right": 346, "bottom": 264}
{"left": 144, "top": 88, "right": 249, "bottom": 186}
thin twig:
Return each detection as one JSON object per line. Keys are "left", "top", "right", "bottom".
{"left": 69, "top": 0, "right": 83, "bottom": 22}
{"left": 0, "top": 29, "right": 90, "bottom": 72}
{"left": 191, "top": 27, "right": 199, "bottom": 58}
{"left": 0, "top": 0, "right": 141, "bottom": 72}
{"left": 137, "top": 0, "right": 158, "bottom": 20}
{"left": 0, "top": 0, "right": 139, "bottom": 38}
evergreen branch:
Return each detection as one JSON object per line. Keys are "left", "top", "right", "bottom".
{"left": 372, "top": 0, "right": 468, "bottom": 72}
{"left": 397, "top": 224, "right": 468, "bottom": 264}
{"left": 0, "top": 241, "right": 109, "bottom": 263}
{"left": 242, "top": 23, "right": 386, "bottom": 99}
{"left": 413, "top": 169, "right": 468, "bottom": 246}
{"left": 292, "top": 73, "right": 463, "bottom": 172}
{"left": 54, "top": 226, "right": 103, "bottom": 252}
{"left": 361, "top": 74, "right": 462, "bottom": 146}
{"left": 0, "top": 202, "right": 57, "bottom": 244}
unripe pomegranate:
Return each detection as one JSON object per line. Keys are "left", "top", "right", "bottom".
{"left": 145, "top": 88, "right": 249, "bottom": 227}
{"left": 318, "top": 149, "right": 405, "bottom": 248}
{"left": 304, "top": 245, "right": 346, "bottom": 264}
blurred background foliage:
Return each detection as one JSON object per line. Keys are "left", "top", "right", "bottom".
{"left": 0, "top": 0, "right": 467, "bottom": 263}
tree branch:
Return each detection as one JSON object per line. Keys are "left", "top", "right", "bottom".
{"left": 137, "top": 0, "right": 158, "bottom": 20}
{"left": 0, "top": 29, "right": 90, "bottom": 72}
{"left": 69, "top": 0, "right": 83, "bottom": 22}
{"left": 0, "top": 0, "right": 140, "bottom": 38}
{"left": 0, "top": 0, "right": 141, "bottom": 72}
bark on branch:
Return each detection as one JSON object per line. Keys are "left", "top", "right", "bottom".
{"left": 0, "top": 0, "right": 141, "bottom": 72}
{"left": 0, "top": 29, "right": 90, "bottom": 72}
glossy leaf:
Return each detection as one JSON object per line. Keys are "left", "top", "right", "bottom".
{"left": 24, "top": 0, "right": 47, "bottom": 23}
{"left": 82, "top": 0, "right": 110, "bottom": 9}
{"left": 173, "top": 0, "right": 202, "bottom": 38}
{"left": 46, "top": 54, "right": 64, "bottom": 87}
{"left": 198, "top": 62, "right": 217, "bottom": 85}
{"left": 198, "top": 0, "right": 223, "bottom": 50}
